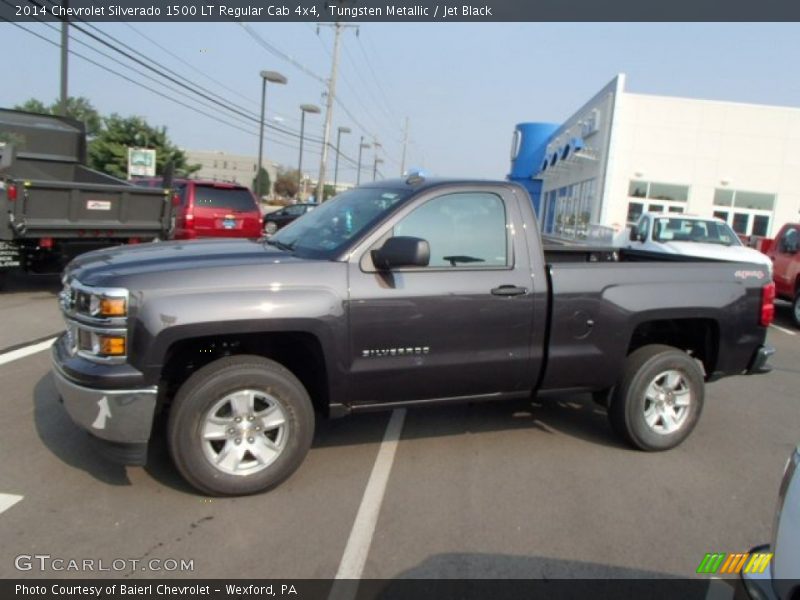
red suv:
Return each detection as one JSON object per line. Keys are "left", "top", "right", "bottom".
{"left": 136, "top": 178, "right": 262, "bottom": 240}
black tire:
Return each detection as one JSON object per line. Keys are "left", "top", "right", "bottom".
{"left": 167, "top": 355, "right": 315, "bottom": 496}
{"left": 608, "top": 344, "right": 704, "bottom": 451}
{"left": 792, "top": 293, "right": 800, "bottom": 329}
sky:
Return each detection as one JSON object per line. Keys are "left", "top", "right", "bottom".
{"left": 3, "top": 22, "right": 800, "bottom": 182}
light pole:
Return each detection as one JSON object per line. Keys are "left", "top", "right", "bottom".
{"left": 298, "top": 104, "right": 320, "bottom": 201}
{"left": 333, "top": 126, "right": 351, "bottom": 198}
{"left": 372, "top": 141, "right": 383, "bottom": 182}
{"left": 356, "top": 136, "right": 370, "bottom": 186}
{"left": 257, "top": 71, "right": 287, "bottom": 200}
{"left": 373, "top": 157, "right": 384, "bottom": 181}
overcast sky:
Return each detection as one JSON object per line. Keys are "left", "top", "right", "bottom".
{"left": 3, "top": 22, "right": 800, "bottom": 182}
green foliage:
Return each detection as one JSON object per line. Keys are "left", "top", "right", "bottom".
{"left": 14, "top": 96, "right": 102, "bottom": 137}
{"left": 252, "top": 167, "right": 271, "bottom": 197}
{"left": 274, "top": 168, "right": 299, "bottom": 199}
{"left": 87, "top": 114, "right": 199, "bottom": 179}
{"left": 323, "top": 184, "right": 336, "bottom": 200}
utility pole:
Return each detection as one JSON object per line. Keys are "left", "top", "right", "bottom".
{"left": 59, "top": 0, "right": 69, "bottom": 115}
{"left": 400, "top": 117, "right": 409, "bottom": 176}
{"left": 315, "top": 23, "right": 357, "bottom": 202}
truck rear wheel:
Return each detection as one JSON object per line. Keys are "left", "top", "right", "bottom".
{"left": 608, "top": 344, "right": 704, "bottom": 451}
{"left": 167, "top": 355, "right": 315, "bottom": 496}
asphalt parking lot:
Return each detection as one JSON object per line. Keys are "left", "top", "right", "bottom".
{"left": 0, "top": 270, "right": 798, "bottom": 586}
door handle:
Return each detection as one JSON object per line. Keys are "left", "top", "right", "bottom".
{"left": 491, "top": 285, "right": 528, "bottom": 297}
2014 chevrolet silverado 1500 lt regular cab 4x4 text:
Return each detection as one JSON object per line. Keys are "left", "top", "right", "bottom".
{"left": 51, "top": 177, "right": 776, "bottom": 495}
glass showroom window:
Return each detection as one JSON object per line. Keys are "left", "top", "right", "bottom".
{"left": 551, "top": 179, "right": 597, "bottom": 240}
{"left": 627, "top": 180, "right": 689, "bottom": 220}
{"left": 713, "top": 188, "right": 775, "bottom": 236}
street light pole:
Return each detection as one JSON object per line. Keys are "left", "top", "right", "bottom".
{"left": 333, "top": 126, "right": 351, "bottom": 197}
{"left": 257, "top": 70, "right": 287, "bottom": 200}
{"left": 373, "top": 157, "right": 384, "bottom": 181}
{"left": 59, "top": 0, "right": 69, "bottom": 116}
{"left": 298, "top": 104, "right": 320, "bottom": 200}
{"left": 356, "top": 136, "right": 370, "bottom": 186}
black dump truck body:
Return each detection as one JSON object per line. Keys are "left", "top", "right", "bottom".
{"left": 50, "top": 177, "right": 775, "bottom": 495}
{"left": 0, "top": 109, "right": 172, "bottom": 276}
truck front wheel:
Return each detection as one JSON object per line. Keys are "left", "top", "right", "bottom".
{"left": 167, "top": 355, "right": 315, "bottom": 496}
{"left": 608, "top": 344, "right": 704, "bottom": 451}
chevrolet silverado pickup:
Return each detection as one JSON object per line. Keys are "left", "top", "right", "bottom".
{"left": 51, "top": 177, "right": 776, "bottom": 495}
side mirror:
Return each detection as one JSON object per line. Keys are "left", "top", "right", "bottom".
{"left": 371, "top": 236, "right": 430, "bottom": 270}
{"left": 629, "top": 226, "right": 640, "bottom": 242}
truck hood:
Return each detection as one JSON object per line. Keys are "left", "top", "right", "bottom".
{"left": 65, "top": 238, "right": 311, "bottom": 287}
{"left": 648, "top": 241, "right": 772, "bottom": 268}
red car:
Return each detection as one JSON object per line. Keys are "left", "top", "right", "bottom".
{"left": 136, "top": 178, "right": 262, "bottom": 240}
{"left": 766, "top": 223, "right": 800, "bottom": 327}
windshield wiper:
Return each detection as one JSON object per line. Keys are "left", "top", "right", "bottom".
{"left": 265, "top": 239, "right": 295, "bottom": 252}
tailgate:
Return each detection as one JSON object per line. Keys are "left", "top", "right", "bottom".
{"left": 8, "top": 179, "right": 172, "bottom": 239}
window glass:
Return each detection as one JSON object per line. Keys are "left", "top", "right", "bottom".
{"left": 752, "top": 215, "right": 770, "bottom": 237}
{"left": 394, "top": 192, "right": 508, "bottom": 268}
{"left": 713, "top": 210, "right": 729, "bottom": 222}
{"left": 733, "top": 191, "right": 775, "bottom": 211}
{"left": 653, "top": 217, "right": 740, "bottom": 245}
{"left": 638, "top": 217, "right": 650, "bottom": 241}
{"left": 285, "top": 205, "right": 306, "bottom": 216}
{"left": 668, "top": 206, "right": 684, "bottom": 213}
{"left": 648, "top": 203, "right": 664, "bottom": 213}
{"left": 628, "top": 180, "right": 647, "bottom": 198}
{"left": 713, "top": 189, "right": 734, "bottom": 207}
{"left": 648, "top": 182, "right": 689, "bottom": 202}
{"left": 626, "top": 202, "right": 644, "bottom": 223}
{"left": 193, "top": 186, "right": 257, "bottom": 211}
{"left": 732, "top": 213, "right": 750, "bottom": 235}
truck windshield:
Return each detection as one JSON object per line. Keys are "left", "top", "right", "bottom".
{"left": 269, "top": 187, "right": 410, "bottom": 259}
{"left": 653, "top": 217, "right": 741, "bottom": 246}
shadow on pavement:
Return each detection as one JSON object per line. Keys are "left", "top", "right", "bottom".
{"left": 346, "top": 553, "right": 725, "bottom": 600}
{"left": 773, "top": 300, "right": 798, "bottom": 331}
{"left": 32, "top": 372, "right": 131, "bottom": 487}
{"left": 1, "top": 270, "right": 61, "bottom": 294}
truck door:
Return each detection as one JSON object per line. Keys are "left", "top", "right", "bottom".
{"left": 772, "top": 225, "right": 799, "bottom": 299}
{"left": 346, "top": 186, "right": 538, "bottom": 405}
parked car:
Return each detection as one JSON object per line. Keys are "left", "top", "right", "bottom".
{"left": 627, "top": 213, "right": 773, "bottom": 272}
{"left": 53, "top": 177, "right": 775, "bottom": 495}
{"left": 765, "top": 223, "right": 800, "bottom": 327}
{"left": 136, "top": 178, "right": 262, "bottom": 240}
{"left": 262, "top": 202, "right": 316, "bottom": 235}
{"left": 739, "top": 445, "right": 800, "bottom": 600}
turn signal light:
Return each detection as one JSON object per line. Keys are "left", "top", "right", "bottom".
{"left": 99, "top": 297, "right": 126, "bottom": 317}
{"left": 7, "top": 184, "right": 17, "bottom": 201}
{"left": 98, "top": 336, "right": 126, "bottom": 356}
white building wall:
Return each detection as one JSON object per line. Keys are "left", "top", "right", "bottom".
{"left": 606, "top": 93, "right": 800, "bottom": 237}
{"left": 182, "top": 150, "right": 279, "bottom": 196}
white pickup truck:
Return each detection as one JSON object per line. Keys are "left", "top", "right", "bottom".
{"left": 627, "top": 213, "right": 773, "bottom": 271}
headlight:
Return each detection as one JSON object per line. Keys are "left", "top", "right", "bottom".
{"left": 89, "top": 294, "right": 127, "bottom": 317}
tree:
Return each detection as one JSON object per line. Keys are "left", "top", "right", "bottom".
{"left": 273, "top": 168, "right": 299, "bottom": 199}
{"left": 88, "top": 114, "right": 199, "bottom": 179}
{"left": 252, "top": 167, "right": 271, "bottom": 198}
{"left": 15, "top": 96, "right": 102, "bottom": 137}
{"left": 323, "top": 184, "right": 336, "bottom": 201}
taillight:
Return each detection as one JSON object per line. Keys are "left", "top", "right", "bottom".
{"left": 7, "top": 184, "right": 17, "bottom": 201}
{"left": 128, "top": 237, "right": 140, "bottom": 244}
{"left": 185, "top": 212, "right": 194, "bottom": 222}
{"left": 761, "top": 282, "right": 775, "bottom": 327}
{"left": 171, "top": 193, "right": 181, "bottom": 206}
{"left": 39, "top": 237, "right": 53, "bottom": 249}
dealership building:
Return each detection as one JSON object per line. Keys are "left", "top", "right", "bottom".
{"left": 509, "top": 74, "right": 800, "bottom": 240}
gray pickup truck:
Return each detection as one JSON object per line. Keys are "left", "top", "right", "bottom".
{"left": 51, "top": 177, "right": 776, "bottom": 495}
{"left": 0, "top": 109, "right": 173, "bottom": 283}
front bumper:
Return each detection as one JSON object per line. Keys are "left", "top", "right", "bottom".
{"left": 747, "top": 345, "right": 775, "bottom": 375}
{"left": 51, "top": 342, "right": 158, "bottom": 463}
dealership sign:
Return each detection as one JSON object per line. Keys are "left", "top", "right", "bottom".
{"left": 128, "top": 147, "right": 156, "bottom": 178}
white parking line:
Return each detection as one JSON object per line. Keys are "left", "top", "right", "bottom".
{"left": 332, "top": 408, "right": 406, "bottom": 587}
{"left": 0, "top": 494, "right": 23, "bottom": 515}
{"left": 770, "top": 324, "right": 797, "bottom": 336}
{"left": 0, "top": 338, "right": 57, "bottom": 366}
